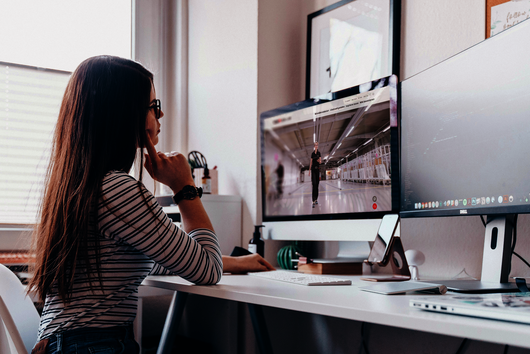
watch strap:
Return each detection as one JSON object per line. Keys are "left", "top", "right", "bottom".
{"left": 172, "top": 185, "right": 203, "bottom": 205}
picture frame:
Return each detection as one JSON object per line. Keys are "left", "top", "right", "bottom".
{"left": 486, "top": 0, "right": 530, "bottom": 38}
{"left": 306, "top": 0, "right": 400, "bottom": 99}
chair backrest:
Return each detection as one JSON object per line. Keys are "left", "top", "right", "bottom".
{"left": 0, "top": 297, "right": 23, "bottom": 354}
{"left": 0, "top": 264, "right": 40, "bottom": 354}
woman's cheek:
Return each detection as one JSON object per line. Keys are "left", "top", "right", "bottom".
{"left": 149, "top": 129, "right": 159, "bottom": 144}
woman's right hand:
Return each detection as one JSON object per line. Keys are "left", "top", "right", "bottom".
{"left": 222, "top": 254, "right": 275, "bottom": 274}
{"left": 144, "top": 134, "right": 195, "bottom": 194}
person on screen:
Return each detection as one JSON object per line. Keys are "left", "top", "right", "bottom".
{"left": 276, "top": 160, "right": 284, "bottom": 197}
{"left": 309, "top": 141, "right": 322, "bottom": 207}
{"left": 27, "top": 56, "right": 273, "bottom": 354}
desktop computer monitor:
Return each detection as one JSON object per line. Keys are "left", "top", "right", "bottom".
{"left": 400, "top": 19, "right": 530, "bottom": 292}
{"left": 260, "top": 75, "right": 399, "bottom": 250}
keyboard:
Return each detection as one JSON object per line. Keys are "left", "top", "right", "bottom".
{"left": 248, "top": 270, "right": 351, "bottom": 286}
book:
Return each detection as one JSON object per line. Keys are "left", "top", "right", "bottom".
{"left": 298, "top": 261, "right": 363, "bottom": 275}
{"left": 360, "top": 281, "right": 447, "bottom": 295}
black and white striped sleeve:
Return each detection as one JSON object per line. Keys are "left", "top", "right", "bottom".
{"left": 97, "top": 172, "right": 223, "bottom": 285}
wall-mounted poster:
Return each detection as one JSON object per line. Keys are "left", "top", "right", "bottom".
{"left": 487, "top": 0, "right": 530, "bottom": 38}
{"left": 306, "top": 0, "right": 400, "bottom": 99}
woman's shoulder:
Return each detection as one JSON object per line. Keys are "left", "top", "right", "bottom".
{"left": 99, "top": 171, "right": 154, "bottom": 209}
{"left": 103, "top": 170, "right": 137, "bottom": 182}
{"left": 101, "top": 170, "right": 142, "bottom": 193}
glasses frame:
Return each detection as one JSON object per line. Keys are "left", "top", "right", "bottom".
{"left": 148, "top": 99, "right": 162, "bottom": 119}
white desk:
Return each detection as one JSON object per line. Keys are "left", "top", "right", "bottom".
{"left": 142, "top": 274, "right": 530, "bottom": 352}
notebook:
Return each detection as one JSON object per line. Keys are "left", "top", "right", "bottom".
{"left": 410, "top": 292, "right": 530, "bottom": 324}
{"left": 360, "top": 281, "right": 447, "bottom": 295}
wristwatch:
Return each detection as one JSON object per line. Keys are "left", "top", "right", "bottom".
{"left": 172, "top": 185, "right": 203, "bottom": 205}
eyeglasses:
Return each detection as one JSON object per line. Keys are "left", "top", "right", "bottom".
{"left": 148, "top": 99, "right": 162, "bottom": 119}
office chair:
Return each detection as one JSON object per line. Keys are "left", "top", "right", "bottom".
{"left": 0, "top": 264, "right": 40, "bottom": 354}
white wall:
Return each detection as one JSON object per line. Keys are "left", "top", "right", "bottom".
{"left": 134, "top": 0, "right": 188, "bottom": 195}
{"left": 400, "top": 0, "right": 486, "bottom": 80}
{"left": 257, "top": 0, "right": 323, "bottom": 113}
{"left": 188, "top": 1, "right": 259, "bottom": 245}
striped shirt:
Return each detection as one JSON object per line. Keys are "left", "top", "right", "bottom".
{"left": 37, "top": 171, "right": 223, "bottom": 340}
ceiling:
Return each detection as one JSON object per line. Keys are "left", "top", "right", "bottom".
{"left": 271, "top": 102, "right": 391, "bottom": 169}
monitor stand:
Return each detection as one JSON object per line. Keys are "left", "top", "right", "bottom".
{"left": 436, "top": 214, "right": 519, "bottom": 294}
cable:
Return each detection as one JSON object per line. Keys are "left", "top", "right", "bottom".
{"left": 503, "top": 344, "right": 509, "bottom": 354}
{"left": 514, "top": 252, "right": 530, "bottom": 268}
{"left": 359, "top": 322, "right": 370, "bottom": 354}
{"left": 508, "top": 214, "right": 530, "bottom": 270}
{"left": 480, "top": 215, "right": 486, "bottom": 227}
{"left": 455, "top": 338, "right": 469, "bottom": 354}
{"left": 450, "top": 268, "right": 477, "bottom": 280}
{"left": 509, "top": 214, "right": 530, "bottom": 269}
{"left": 506, "top": 214, "right": 518, "bottom": 276}
{"left": 511, "top": 214, "right": 518, "bottom": 254}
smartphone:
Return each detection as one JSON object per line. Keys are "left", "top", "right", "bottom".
{"left": 366, "top": 214, "right": 400, "bottom": 265}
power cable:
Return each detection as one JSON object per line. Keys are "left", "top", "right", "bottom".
{"left": 455, "top": 338, "right": 469, "bottom": 354}
{"left": 359, "top": 322, "right": 370, "bottom": 354}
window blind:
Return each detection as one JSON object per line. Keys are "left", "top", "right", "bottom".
{"left": 0, "top": 62, "right": 70, "bottom": 224}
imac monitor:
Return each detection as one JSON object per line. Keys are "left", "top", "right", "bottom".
{"left": 400, "top": 19, "right": 530, "bottom": 292}
{"left": 260, "top": 75, "right": 399, "bottom": 246}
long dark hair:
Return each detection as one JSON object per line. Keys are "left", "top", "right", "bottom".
{"left": 28, "top": 56, "right": 154, "bottom": 303}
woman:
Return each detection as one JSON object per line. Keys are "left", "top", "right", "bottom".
{"left": 28, "top": 56, "right": 272, "bottom": 354}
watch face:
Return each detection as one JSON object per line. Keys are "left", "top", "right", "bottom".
{"left": 182, "top": 185, "right": 198, "bottom": 200}
{"left": 173, "top": 185, "right": 202, "bottom": 205}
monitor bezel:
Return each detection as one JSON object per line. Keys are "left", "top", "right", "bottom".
{"left": 261, "top": 75, "right": 400, "bottom": 223}
{"left": 400, "top": 205, "right": 530, "bottom": 219}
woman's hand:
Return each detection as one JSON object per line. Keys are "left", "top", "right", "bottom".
{"left": 144, "top": 134, "right": 195, "bottom": 194}
{"left": 222, "top": 254, "right": 275, "bottom": 274}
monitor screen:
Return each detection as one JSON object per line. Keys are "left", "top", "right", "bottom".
{"left": 400, "top": 19, "right": 530, "bottom": 218}
{"left": 261, "top": 75, "right": 399, "bottom": 224}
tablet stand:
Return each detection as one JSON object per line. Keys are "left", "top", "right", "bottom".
{"left": 361, "top": 236, "right": 411, "bottom": 282}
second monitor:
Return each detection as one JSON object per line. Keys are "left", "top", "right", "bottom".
{"left": 400, "top": 19, "right": 530, "bottom": 292}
